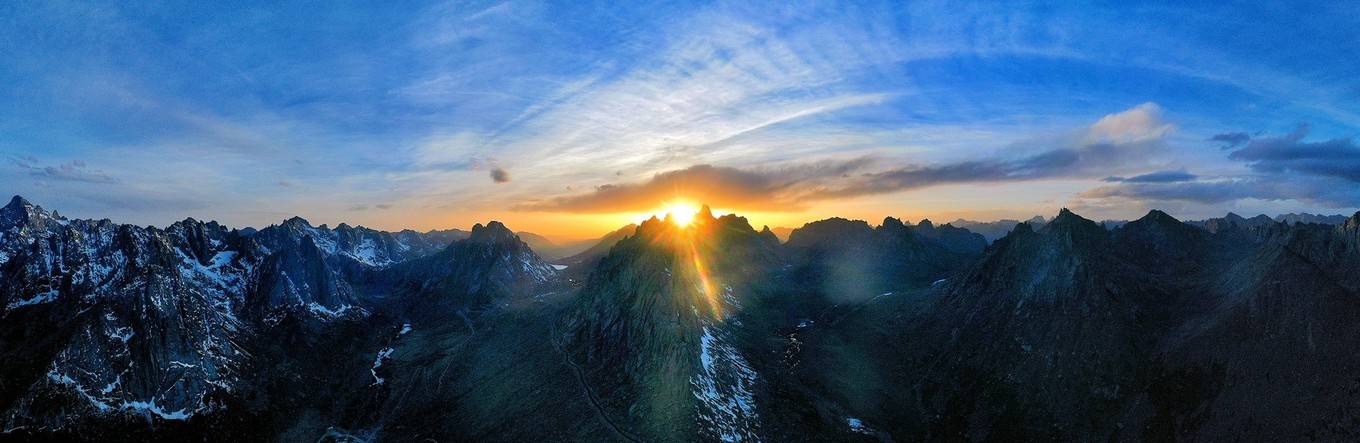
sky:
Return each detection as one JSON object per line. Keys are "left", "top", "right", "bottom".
{"left": 2, "top": 1, "right": 1359, "bottom": 240}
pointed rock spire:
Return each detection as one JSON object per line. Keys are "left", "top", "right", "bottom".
{"left": 697, "top": 204, "right": 716, "bottom": 223}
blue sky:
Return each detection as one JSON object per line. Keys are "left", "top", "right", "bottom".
{"left": 2, "top": 1, "right": 1358, "bottom": 237}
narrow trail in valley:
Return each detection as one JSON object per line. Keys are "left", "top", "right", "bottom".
{"left": 549, "top": 316, "right": 642, "bottom": 443}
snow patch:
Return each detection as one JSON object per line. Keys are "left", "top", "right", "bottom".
{"left": 110, "top": 326, "right": 135, "bottom": 343}
{"left": 47, "top": 369, "right": 111, "bottom": 412}
{"left": 308, "top": 302, "right": 362, "bottom": 318}
{"left": 691, "top": 326, "right": 761, "bottom": 442}
{"left": 120, "top": 399, "right": 191, "bottom": 421}
{"left": 345, "top": 237, "right": 391, "bottom": 267}
{"left": 370, "top": 347, "right": 394, "bottom": 385}
{"left": 846, "top": 417, "right": 877, "bottom": 435}
{"left": 177, "top": 250, "right": 240, "bottom": 289}
{"left": 99, "top": 373, "right": 123, "bottom": 395}
{"left": 721, "top": 285, "right": 742, "bottom": 310}
{"left": 7, "top": 288, "right": 57, "bottom": 310}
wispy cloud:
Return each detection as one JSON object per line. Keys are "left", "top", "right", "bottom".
{"left": 8, "top": 156, "right": 118, "bottom": 184}
{"left": 808, "top": 103, "right": 1175, "bottom": 199}
{"left": 459, "top": 6, "right": 911, "bottom": 183}
{"left": 516, "top": 103, "right": 1182, "bottom": 212}
{"left": 1103, "top": 170, "right": 1197, "bottom": 183}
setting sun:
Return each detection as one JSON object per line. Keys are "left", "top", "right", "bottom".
{"left": 663, "top": 202, "right": 699, "bottom": 226}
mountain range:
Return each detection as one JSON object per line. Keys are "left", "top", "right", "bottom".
{"left": 4, "top": 194, "right": 1360, "bottom": 441}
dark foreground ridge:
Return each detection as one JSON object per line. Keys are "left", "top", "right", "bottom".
{"left": 4, "top": 195, "right": 1360, "bottom": 441}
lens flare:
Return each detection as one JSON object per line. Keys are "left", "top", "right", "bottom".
{"left": 686, "top": 236, "right": 721, "bottom": 319}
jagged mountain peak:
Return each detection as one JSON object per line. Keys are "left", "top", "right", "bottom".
{"left": 786, "top": 217, "right": 873, "bottom": 248}
{"left": 697, "top": 204, "right": 716, "bottom": 223}
{"left": 1, "top": 194, "right": 63, "bottom": 231}
{"left": 715, "top": 213, "right": 753, "bottom": 231}
{"left": 1115, "top": 209, "right": 1210, "bottom": 269}
{"left": 1136, "top": 209, "right": 1183, "bottom": 226}
{"left": 1122, "top": 211, "right": 1192, "bottom": 236}
{"left": 281, "top": 215, "right": 312, "bottom": 228}
{"left": 636, "top": 215, "right": 671, "bottom": 237}
{"left": 469, "top": 220, "right": 517, "bottom": 244}
{"left": 0, "top": 196, "right": 33, "bottom": 228}
{"left": 4, "top": 194, "right": 31, "bottom": 210}
{"left": 1042, "top": 208, "right": 1103, "bottom": 235}
{"left": 1343, "top": 211, "right": 1360, "bottom": 232}
{"left": 1276, "top": 212, "right": 1350, "bottom": 225}
{"left": 1011, "top": 220, "right": 1036, "bottom": 236}
{"left": 2, "top": 195, "right": 35, "bottom": 218}
{"left": 881, "top": 216, "right": 905, "bottom": 230}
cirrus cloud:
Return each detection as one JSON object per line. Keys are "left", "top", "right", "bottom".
{"left": 812, "top": 103, "right": 1175, "bottom": 199}
{"left": 517, "top": 103, "right": 1182, "bottom": 213}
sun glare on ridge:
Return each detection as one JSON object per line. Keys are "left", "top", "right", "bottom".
{"left": 664, "top": 202, "right": 699, "bottom": 226}
{"left": 630, "top": 200, "right": 731, "bottom": 228}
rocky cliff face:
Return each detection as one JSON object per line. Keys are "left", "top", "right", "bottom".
{"left": 1, "top": 197, "right": 251, "bottom": 426}
{"left": 0, "top": 196, "right": 511, "bottom": 434}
